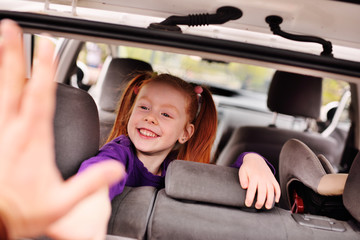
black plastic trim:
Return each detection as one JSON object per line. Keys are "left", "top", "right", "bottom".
{"left": 332, "top": 0, "right": 360, "bottom": 5}
{"left": 0, "top": 11, "right": 359, "bottom": 79}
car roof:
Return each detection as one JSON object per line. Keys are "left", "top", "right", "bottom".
{"left": 2, "top": 0, "right": 360, "bottom": 62}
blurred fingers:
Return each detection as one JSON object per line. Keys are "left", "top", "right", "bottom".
{"left": 53, "top": 160, "right": 125, "bottom": 219}
{"left": 0, "top": 19, "right": 26, "bottom": 119}
{"left": 21, "top": 35, "right": 56, "bottom": 132}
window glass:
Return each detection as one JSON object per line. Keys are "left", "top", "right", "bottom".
{"left": 117, "top": 46, "right": 274, "bottom": 94}
{"left": 73, "top": 41, "right": 351, "bottom": 130}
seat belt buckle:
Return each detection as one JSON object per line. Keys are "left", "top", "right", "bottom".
{"left": 291, "top": 190, "right": 305, "bottom": 213}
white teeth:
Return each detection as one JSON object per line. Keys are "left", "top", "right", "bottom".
{"left": 139, "top": 129, "right": 157, "bottom": 137}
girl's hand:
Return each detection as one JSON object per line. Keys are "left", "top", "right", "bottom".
{"left": 238, "top": 153, "right": 281, "bottom": 209}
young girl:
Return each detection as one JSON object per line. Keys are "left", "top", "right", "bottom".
{"left": 47, "top": 72, "right": 279, "bottom": 238}
{"left": 79, "top": 72, "right": 280, "bottom": 209}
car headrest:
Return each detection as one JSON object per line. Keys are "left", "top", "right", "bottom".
{"left": 54, "top": 83, "right": 100, "bottom": 179}
{"left": 98, "top": 58, "right": 153, "bottom": 112}
{"left": 165, "top": 160, "right": 274, "bottom": 209}
{"left": 343, "top": 152, "right": 360, "bottom": 222}
{"left": 267, "top": 71, "right": 322, "bottom": 119}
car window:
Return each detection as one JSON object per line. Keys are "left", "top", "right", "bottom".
{"left": 116, "top": 45, "right": 274, "bottom": 94}
{"left": 72, "top": 41, "right": 351, "bottom": 128}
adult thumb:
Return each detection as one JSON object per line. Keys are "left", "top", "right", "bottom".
{"left": 54, "top": 160, "right": 125, "bottom": 217}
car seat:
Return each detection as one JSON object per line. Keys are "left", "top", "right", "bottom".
{"left": 279, "top": 138, "right": 352, "bottom": 220}
{"left": 145, "top": 159, "right": 360, "bottom": 240}
{"left": 216, "top": 71, "right": 342, "bottom": 184}
{"left": 105, "top": 148, "right": 360, "bottom": 239}
{"left": 97, "top": 58, "right": 153, "bottom": 146}
{"left": 54, "top": 83, "right": 100, "bottom": 179}
{"left": 108, "top": 186, "right": 158, "bottom": 239}
{"left": 53, "top": 83, "right": 127, "bottom": 240}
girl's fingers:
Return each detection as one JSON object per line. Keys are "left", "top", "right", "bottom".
{"left": 274, "top": 181, "right": 281, "bottom": 203}
{"left": 265, "top": 184, "right": 275, "bottom": 209}
{"left": 244, "top": 176, "right": 257, "bottom": 207}
{"left": 238, "top": 167, "right": 249, "bottom": 189}
{"left": 255, "top": 181, "right": 266, "bottom": 209}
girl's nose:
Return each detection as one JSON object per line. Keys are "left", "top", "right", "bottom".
{"left": 144, "top": 114, "right": 158, "bottom": 125}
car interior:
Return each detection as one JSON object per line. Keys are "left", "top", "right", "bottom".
{"left": 50, "top": 51, "right": 360, "bottom": 240}
{"left": 216, "top": 71, "right": 344, "bottom": 185}
{"left": 2, "top": 0, "right": 360, "bottom": 239}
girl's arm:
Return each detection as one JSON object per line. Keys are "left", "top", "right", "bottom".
{"left": 78, "top": 136, "right": 132, "bottom": 200}
{"left": 233, "top": 153, "right": 281, "bottom": 209}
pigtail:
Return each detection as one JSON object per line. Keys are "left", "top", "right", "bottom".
{"left": 105, "top": 72, "right": 153, "bottom": 143}
{"left": 178, "top": 86, "right": 217, "bottom": 163}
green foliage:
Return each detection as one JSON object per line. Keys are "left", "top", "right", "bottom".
{"left": 79, "top": 43, "right": 349, "bottom": 107}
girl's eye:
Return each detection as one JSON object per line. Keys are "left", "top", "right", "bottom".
{"left": 140, "top": 106, "right": 149, "bottom": 110}
{"left": 162, "top": 113, "right": 171, "bottom": 118}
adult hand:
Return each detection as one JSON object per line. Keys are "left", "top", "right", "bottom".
{"left": 46, "top": 187, "right": 111, "bottom": 240}
{"left": 0, "top": 19, "right": 125, "bottom": 239}
{"left": 239, "top": 153, "right": 280, "bottom": 209}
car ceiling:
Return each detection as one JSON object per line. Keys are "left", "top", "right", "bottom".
{"left": 3, "top": 0, "right": 360, "bottom": 49}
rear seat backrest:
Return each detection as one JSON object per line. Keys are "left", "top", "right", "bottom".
{"left": 145, "top": 159, "right": 360, "bottom": 239}
{"left": 97, "top": 58, "right": 153, "bottom": 145}
{"left": 54, "top": 83, "right": 100, "bottom": 179}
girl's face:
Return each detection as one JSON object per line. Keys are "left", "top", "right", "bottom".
{"left": 127, "top": 81, "right": 194, "bottom": 159}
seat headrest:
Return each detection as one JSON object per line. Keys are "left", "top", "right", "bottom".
{"left": 165, "top": 160, "right": 274, "bottom": 209}
{"left": 343, "top": 152, "right": 360, "bottom": 222}
{"left": 98, "top": 58, "right": 153, "bottom": 112}
{"left": 267, "top": 71, "right": 322, "bottom": 119}
{"left": 54, "top": 83, "right": 100, "bottom": 179}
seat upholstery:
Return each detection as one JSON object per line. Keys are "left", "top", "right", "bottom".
{"left": 165, "top": 160, "right": 268, "bottom": 208}
{"left": 267, "top": 71, "right": 322, "bottom": 119}
{"left": 279, "top": 139, "right": 349, "bottom": 219}
{"left": 108, "top": 186, "right": 157, "bottom": 239}
{"left": 97, "top": 58, "right": 153, "bottom": 145}
{"left": 216, "top": 71, "right": 342, "bottom": 183}
{"left": 54, "top": 83, "right": 100, "bottom": 179}
{"left": 145, "top": 160, "right": 360, "bottom": 240}
{"left": 105, "top": 160, "right": 360, "bottom": 239}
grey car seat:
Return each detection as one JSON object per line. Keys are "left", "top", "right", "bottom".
{"left": 54, "top": 83, "right": 100, "bottom": 179}
{"left": 145, "top": 158, "right": 360, "bottom": 240}
{"left": 97, "top": 58, "right": 153, "bottom": 145}
{"left": 279, "top": 138, "right": 352, "bottom": 220}
{"left": 108, "top": 186, "right": 158, "bottom": 239}
{"left": 105, "top": 147, "right": 360, "bottom": 239}
{"left": 53, "top": 83, "right": 135, "bottom": 240}
{"left": 216, "top": 71, "right": 342, "bottom": 183}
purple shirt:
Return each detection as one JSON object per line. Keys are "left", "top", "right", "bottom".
{"left": 78, "top": 135, "right": 273, "bottom": 200}
{"left": 78, "top": 135, "right": 174, "bottom": 199}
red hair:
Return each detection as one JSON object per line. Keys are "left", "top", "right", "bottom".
{"left": 106, "top": 72, "right": 217, "bottom": 164}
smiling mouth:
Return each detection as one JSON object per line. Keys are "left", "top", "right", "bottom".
{"left": 138, "top": 128, "right": 159, "bottom": 138}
